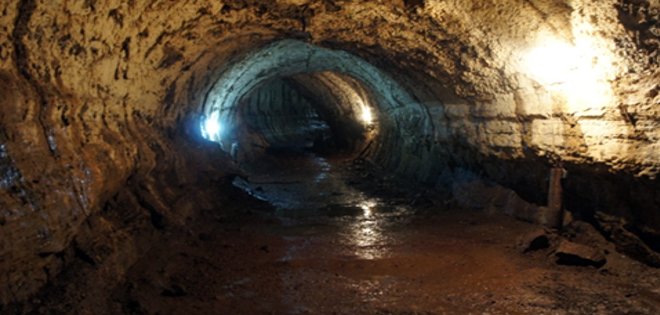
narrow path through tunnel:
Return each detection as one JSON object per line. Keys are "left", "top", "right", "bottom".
{"left": 1, "top": 1, "right": 659, "bottom": 314}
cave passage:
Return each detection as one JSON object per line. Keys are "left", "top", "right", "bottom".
{"left": 64, "top": 41, "right": 660, "bottom": 314}
{"left": 196, "top": 41, "right": 418, "bottom": 264}
{"left": 1, "top": 1, "right": 659, "bottom": 314}
{"left": 222, "top": 71, "right": 382, "bottom": 211}
{"left": 198, "top": 40, "right": 433, "bottom": 212}
{"left": 195, "top": 41, "right": 439, "bottom": 196}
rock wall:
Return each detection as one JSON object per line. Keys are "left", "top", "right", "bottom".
{"left": 0, "top": 0, "right": 657, "bottom": 304}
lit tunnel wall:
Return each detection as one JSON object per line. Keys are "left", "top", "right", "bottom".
{"left": 200, "top": 40, "right": 438, "bottom": 180}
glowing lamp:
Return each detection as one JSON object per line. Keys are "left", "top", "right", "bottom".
{"left": 359, "top": 104, "right": 373, "bottom": 125}
{"left": 523, "top": 40, "right": 580, "bottom": 88}
{"left": 521, "top": 37, "right": 614, "bottom": 114}
{"left": 201, "top": 112, "right": 223, "bottom": 141}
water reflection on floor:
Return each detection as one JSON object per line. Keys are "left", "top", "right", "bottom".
{"left": 114, "top": 152, "right": 660, "bottom": 315}
{"left": 233, "top": 152, "right": 412, "bottom": 261}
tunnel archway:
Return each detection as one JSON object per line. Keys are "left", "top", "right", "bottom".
{"left": 199, "top": 40, "right": 439, "bottom": 181}
{"left": 235, "top": 72, "right": 378, "bottom": 156}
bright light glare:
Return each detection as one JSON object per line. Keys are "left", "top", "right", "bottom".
{"left": 359, "top": 199, "right": 377, "bottom": 218}
{"left": 205, "top": 118, "right": 221, "bottom": 136}
{"left": 201, "top": 112, "right": 222, "bottom": 141}
{"left": 521, "top": 37, "right": 614, "bottom": 114}
{"left": 349, "top": 198, "right": 384, "bottom": 260}
{"left": 524, "top": 40, "right": 579, "bottom": 87}
{"left": 360, "top": 104, "right": 373, "bottom": 125}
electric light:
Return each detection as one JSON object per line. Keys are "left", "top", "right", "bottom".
{"left": 521, "top": 36, "right": 614, "bottom": 114}
{"left": 359, "top": 103, "right": 373, "bottom": 125}
{"left": 523, "top": 39, "right": 580, "bottom": 88}
{"left": 201, "top": 111, "right": 222, "bottom": 141}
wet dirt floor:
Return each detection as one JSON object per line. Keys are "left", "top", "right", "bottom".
{"left": 103, "top": 152, "right": 660, "bottom": 315}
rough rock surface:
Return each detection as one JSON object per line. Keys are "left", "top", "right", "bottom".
{"left": 0, "top": 0, "right": 658, "bottom": 304}
{"left": 555, "top": 239, "right": 607, "bottom": 268}
{"left": 518, "top": 228, "right": 552, "bottom": 253}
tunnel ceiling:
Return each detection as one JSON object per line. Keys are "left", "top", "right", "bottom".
{"left": 0, "top": 0, "right": 658, "bottom": 304}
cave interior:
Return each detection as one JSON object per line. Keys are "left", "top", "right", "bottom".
{"left": 0, "top": 0, "right": 659, "bottom": 314}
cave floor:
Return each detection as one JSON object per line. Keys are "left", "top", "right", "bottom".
{"left": 99, "top": 154, "right": 660, "bottom": 314}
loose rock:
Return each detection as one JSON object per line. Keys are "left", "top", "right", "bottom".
{"left": 554, "top": 240, "right": 606, "bottom": 268}
{"left": 518, "top": 229, "right": 551, "bottom": 253}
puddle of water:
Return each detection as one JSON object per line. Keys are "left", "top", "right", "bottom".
{"left": 235, "top": 154, "right": 416, "bottom": 261}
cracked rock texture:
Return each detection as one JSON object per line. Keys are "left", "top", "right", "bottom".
{"left": 0, "top": 0, "right": 658, "bottom": 304}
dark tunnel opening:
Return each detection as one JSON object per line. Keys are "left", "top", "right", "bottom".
{"left": 210, "top": 70, "right": 386, "bottom": 210}
{"left": 240, "top": 77, "right": 337, "bottom": 155}
{"left": 198, "top": 40, "right": 434, "bottom": 171}
{"left": 217, "top": 72, "right": 378, "bottom": 162}
{"left": 196, "top": 40, "right": 436, "bottom": 211}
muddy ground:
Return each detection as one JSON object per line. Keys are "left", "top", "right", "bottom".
{"left": 11, "top": 153, "right": 660, "bottom": 314}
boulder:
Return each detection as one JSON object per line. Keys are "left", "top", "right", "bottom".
{"left": 554, "top": 240, "right": 606, "bottom": 268}
{"left": 518, "top": 229, "right": 551, "bottom": 253}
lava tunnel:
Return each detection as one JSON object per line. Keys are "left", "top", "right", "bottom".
{"left": 0, "top": 0, "right": 659, "bottom": 314}
{"left": 200, "top": 39, "right": 434, "bottom": 176}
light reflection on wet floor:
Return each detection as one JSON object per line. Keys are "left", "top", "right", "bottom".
{"left": 114, "top": 153, "right": 660, "bottom": 314}
{"left": 233, "top": 153, "right": 413, "bottom": 261}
